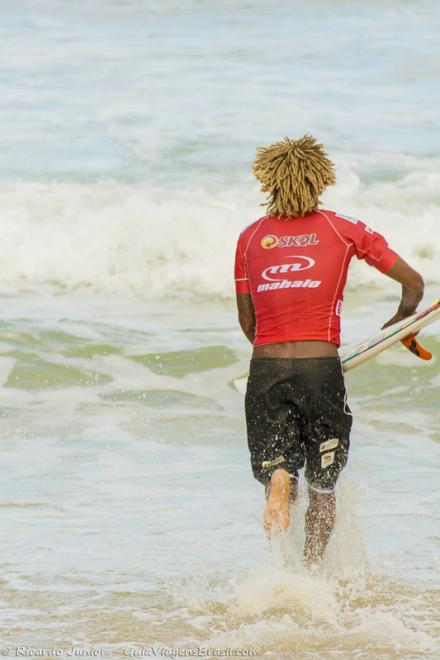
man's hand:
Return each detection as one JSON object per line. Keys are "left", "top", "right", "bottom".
{"left": 236, "top": 293, "right": 256, "bottom": 344}
{"left": 382, "top": 256, "right": 424, "bottom": 329}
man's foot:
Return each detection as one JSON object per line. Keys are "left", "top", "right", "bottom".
{"left": 264, "top": 469, "right": 291, "bottom": 535}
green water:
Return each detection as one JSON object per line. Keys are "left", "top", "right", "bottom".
{"left": 0, "top": 291, "right": 438, "bottom": 657}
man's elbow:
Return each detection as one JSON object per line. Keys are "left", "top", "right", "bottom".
{"left": 386, "top": 257, "right": 425, "bottom": 304}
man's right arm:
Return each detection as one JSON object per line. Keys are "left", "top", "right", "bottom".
{"left": 236, "top": 293, "right": 256, "bottom": 344}
{"left": 234, "top": 233, "right": 256, "bottom": 343}
{"left": 381, "top": 256, "right": 424, "bottom": 328}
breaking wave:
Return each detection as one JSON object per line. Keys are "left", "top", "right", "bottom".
{"left": 1, "top": 163, "right": 439, "bottom": 297}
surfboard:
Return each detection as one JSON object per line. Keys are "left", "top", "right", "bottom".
{"left": 233, "top": 298, "right": 440, "bottom": 395}
{"left": 340, "top": 298, "right": 440, "bottom": 371}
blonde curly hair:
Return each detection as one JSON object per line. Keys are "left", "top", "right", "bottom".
{"left": 252, "top": 135, "right": 336, "bottom": 218}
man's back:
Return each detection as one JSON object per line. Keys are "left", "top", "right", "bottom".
{"left": 235, "top": 209, "right": 398, "bottom": 347}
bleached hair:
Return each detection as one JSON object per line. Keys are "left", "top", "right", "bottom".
{"left": 252, "top": 135, "right": 336, "bottom": 218}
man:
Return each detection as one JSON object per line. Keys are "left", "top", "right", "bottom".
{"left": 234, "top": 135, "right": 424, "bottom": 566}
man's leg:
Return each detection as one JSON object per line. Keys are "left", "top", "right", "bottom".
{"left": 264, "top": 468, "right": 298, "bottom": 534}
{"left": 304, "top": 487, "right": 336, "bottom": 566}
{"left": 299, "top": 359, "right": 352, "bottom": 564}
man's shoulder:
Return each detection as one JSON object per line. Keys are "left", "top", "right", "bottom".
{"left": 320, "top": 209, "right": 362, "bottom": 226}
{"left": 239, "top": 215, "right": 268, "bottom": 234}
{"left": 237, "top": 216, "right": 268, "bottom": 242}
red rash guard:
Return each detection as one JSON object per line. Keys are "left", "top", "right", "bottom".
{"left": 234, "top": 209, "right": 398, "bottom": 347}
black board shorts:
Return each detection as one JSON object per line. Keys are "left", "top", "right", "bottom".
{"left": 245, "top": 357, "right": 352, "bottom": 493}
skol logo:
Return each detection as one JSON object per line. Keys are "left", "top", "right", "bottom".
{"left": 261, "top": 235, "right": 278, "bottom": 249}
{"left": 261, "top": 233, "right": 319, "bottom": 249}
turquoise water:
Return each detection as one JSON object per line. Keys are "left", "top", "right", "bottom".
{"left": 0, "top": 1, "right": 439, "bottom": 657}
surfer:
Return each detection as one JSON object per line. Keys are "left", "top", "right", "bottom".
{"left": 234, "top": 136, "right": 424, "bottom": 565}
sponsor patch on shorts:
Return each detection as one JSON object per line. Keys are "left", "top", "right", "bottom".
{"left": 320, "top": 438, "right": 339, "bottom": 453}
{"left": 321, "top": 451, "right": 335, "bottom": 469}
{"left": 262, "top": 455, "right": 285, "bottom": 469}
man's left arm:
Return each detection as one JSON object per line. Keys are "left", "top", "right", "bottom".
{"left": 338, "top": 214, "right": 424, "bottom": 328}
{"left": 236, "top": 293, "right": 256, "bottom": 344}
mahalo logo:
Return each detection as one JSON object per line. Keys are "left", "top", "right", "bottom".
{"left": 262, "top": 256, "right": 315, "bottom": 281}
{"left": 261, "top": 235, "right": 278, "bottom": 249}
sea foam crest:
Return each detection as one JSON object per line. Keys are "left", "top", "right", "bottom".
{"left": 0, "top": 171, "right": 438, "bottom": 297}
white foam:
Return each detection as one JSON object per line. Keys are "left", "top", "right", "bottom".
{"left": 229, "top": 566, "right": 340, "bottom": 624}
{"left": 171, "top": 481, "right": 436, "bottom": 653}
{"left": 0, "top": 166, "right": 438, "bottom": 298}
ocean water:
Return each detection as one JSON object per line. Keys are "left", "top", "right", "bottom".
{"left": 0, "top": 1, "right": 439, "bottom": 657}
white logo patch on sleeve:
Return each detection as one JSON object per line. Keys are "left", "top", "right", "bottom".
{"left": 335, "top": 213, "right": 359, "bottom": 224}
{"left": 321, "top": 451, "right": 335, "bottom": 469}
